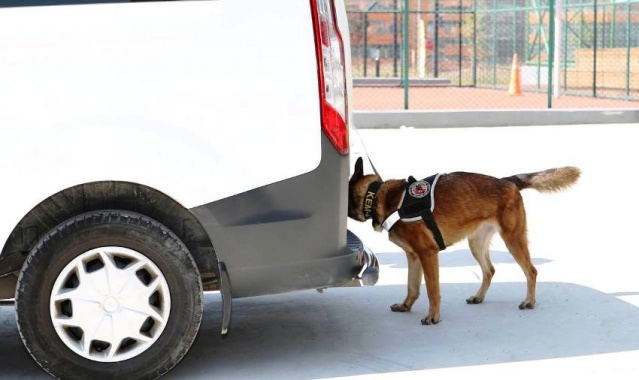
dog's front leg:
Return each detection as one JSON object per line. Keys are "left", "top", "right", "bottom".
{"left": 419, "top": 250, "right": 441, "bottom": 325}
{"left": 390, "top": 250, "right": 422, "bottom": 312}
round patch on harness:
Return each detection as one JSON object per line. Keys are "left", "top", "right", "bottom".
{"left": 409, "top": 180, "right": 430, "bottom": 198}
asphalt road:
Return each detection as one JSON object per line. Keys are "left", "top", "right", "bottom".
{"left": 2, "top": 123, "right": 639, "bottom": 379}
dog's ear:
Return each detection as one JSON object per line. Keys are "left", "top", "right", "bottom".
{"left": 353, "top": 157, "right": 364, "bottom": 179}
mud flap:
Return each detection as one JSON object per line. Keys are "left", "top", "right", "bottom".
{"left": 219, "top": 262, "right": 232, "bottom": 337}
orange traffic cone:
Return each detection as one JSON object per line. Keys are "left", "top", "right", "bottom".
{"left": 508, "top": 53, "right": 522, "bottom": 96}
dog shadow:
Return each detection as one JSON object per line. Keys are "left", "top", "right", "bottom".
{"left": 379, "top": 248, "right": 552, "bottom": 269}
{"left": 169, "top": 282, "right": 639, "bottom": 379}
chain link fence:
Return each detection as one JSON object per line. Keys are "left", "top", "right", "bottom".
{"left": 346, "top": 0, "right": 639, "bottom": 110}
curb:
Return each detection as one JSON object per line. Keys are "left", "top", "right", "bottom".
{"left": 353, "top": 109, "right": 639, "bottom": 129}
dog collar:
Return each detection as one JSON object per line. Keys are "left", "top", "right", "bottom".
{"left": 380, "top": 188, "right": 407, "bottom": 231}
{"left": 382, "top": 211, "right": 402, "bottom": 231}
{"left": 362, "top": 181, "right": 382, "bottom": 220}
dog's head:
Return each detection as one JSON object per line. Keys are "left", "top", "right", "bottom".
{"left": 348, "top": 157, "right": 382, "bottom": 222}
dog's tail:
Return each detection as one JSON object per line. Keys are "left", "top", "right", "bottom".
{"left": 503, "top": 167, "right": 581, "bottom": 193}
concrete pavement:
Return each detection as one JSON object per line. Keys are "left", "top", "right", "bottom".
{"left": 2, "top": 123, "right": 639, "bottom": 379}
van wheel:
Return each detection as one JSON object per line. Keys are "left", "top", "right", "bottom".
{"left": 15, "top": 210, "right": 203, "bottom": 380}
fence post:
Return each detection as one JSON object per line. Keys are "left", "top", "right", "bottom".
{"left": 435, "top": 0, "right": 441, "bottom": 78}
{"left": 513, "top": 0, "right": 518, "bottom": 54}
{"left": 458, "top": 0, "right": 463, "bottom": 86}
{"left": 563, "top": 5, "right": 568, "bottom": 92}
{"left": 403, "top": 0, "right": 409, "bottom": 109}
{"left": 626, "top": 0, "right": 631, "bottom": 99}
{"left": 491, "top": 0, "right": 497, "bottom": 87}
{"left": 547, "top": 0, "right": 555, "bottom": 108}
{"left": 363, "top": 12, "right": 368, "bottom": 77}
{"left": 553, "top": 0, "right": 562, "bottom": 98}
{"left": 536, "top": 5, "right": 542, "bottom": 89}
{"left": 472, "top": 0, "right": 477, "bottom": 87}
{"left": 593, "top": 0, "right": 598, "bottom": 97}
{"left": 601, "top": 4, "right": 606, "bottom": 49}
{"left": 394, "top": 0, "right": 399, "bottom": 77}
{"left": 524, "top": 1, "right": 530, "bottom": 75}
{"left": 611, "top": 2, "right": 617, "bottom": 48}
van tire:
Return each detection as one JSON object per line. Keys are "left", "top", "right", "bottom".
{"left": 15, "top": 210, "right": 203, "bottom": 380}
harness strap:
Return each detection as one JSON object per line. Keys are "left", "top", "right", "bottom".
{"left": 382, "top": 210, "right": 446, "bottom": 250}
{"left": 421, "top": 212, "right": 446, "bottom": 251}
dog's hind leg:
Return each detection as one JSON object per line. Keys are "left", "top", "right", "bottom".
{"left": 498, "top": 192, "right": 538, "bottom": 310}
{"left": 466, "top": 223, "right": 498, "bottom": 304}
{"left": 391, "top": 250, "right": 422, "bottom": 312}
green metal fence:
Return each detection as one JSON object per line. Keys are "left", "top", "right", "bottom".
{"left": 346, "top": 0, "right": 639, "bottom": 110}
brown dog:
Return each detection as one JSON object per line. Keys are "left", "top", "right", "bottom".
{"left": 348, "top": 157, "right": 580, "bottom": 325}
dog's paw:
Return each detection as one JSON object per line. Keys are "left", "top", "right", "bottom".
{"left": 466, "top": 296, "right": 483, "bottom": 304}
{"left": 420, "top": 314, "right": 441, "bottom": 325}
{"left": 390, "top": 303, "right": 411, "bottom": 312}
{"left": 518, "top": 300, "right": 535, "bottom": 310}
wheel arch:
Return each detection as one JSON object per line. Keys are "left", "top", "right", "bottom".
{"left": 0, "top": 181, "right": 219, "bottom": 297}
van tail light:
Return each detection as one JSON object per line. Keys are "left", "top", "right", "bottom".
{"left": 311, "top": 0, "right": 349, "bottom": 155}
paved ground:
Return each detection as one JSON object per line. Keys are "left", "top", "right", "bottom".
{"left": 2, "top": 123, "right": 639, "bottom": 379}
{"left": 353, "top": 86, "right": 639, "bottom": 110}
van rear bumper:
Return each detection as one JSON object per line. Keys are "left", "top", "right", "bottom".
{"left": 190, "top": 134, "right": 376, "bottom": 298}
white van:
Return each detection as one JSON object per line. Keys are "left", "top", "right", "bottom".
{"left": 0, "top": 0, "right": 377, "bottom": 378}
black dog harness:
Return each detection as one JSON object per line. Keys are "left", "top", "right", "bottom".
{"left": 364, "top": 174, "right": 446, "bottom": 251}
